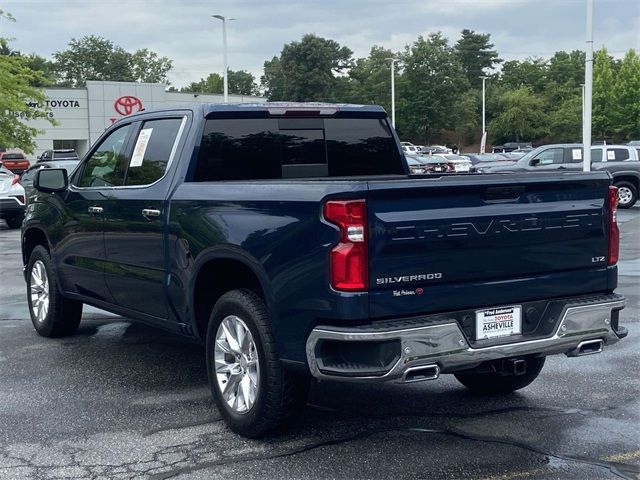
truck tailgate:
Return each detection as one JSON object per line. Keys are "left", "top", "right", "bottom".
{"left": 366, "top": 172, "right": 613, "bottom": 318}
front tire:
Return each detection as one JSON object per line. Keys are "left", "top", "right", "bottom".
{"left": 27, "top": 245, "right": 83, "bottom": 337}
{"left": 454, "top": 356, "right": 545, "bottom": 394}
{"left": 615, "top": 181, "right": 638, "bottom": 209}
{"left": 206, "top": 289, "right": 309, "bottom": 438}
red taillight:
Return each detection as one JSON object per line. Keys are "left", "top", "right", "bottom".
{"left": 323, "top": 199, "right": 368, "bottom": 291}
{"left": 12, "top": 175, "right": 20, "bottom": 186}
{"left": 608, "top": 186, "right": 619, "bottom": 265}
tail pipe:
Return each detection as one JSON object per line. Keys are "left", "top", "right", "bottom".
{"left": 567, "top": 339, "right": 604, "bottom": 357}
{"left": 402, "top": 364, "right": 440, "bottom": 383}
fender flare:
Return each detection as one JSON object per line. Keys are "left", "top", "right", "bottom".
{"left": 188, "top": 245, "right": 276, "bottom": 340}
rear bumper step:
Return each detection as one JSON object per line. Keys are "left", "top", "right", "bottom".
{"left": 305, "top": 294, "right": 626, "bottom": 382}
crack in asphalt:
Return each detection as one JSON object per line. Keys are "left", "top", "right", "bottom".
{"left": 2, "top": 402, "right": 637, "bottom": 479}
{"left": 146, "top": 424, "right": 640, "bottom": 480}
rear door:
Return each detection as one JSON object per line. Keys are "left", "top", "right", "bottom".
{"left": 366, "top": 174, "right": 611, "bottom": 318}
{"left": 103, "top": 115, "right": 188, "bottom": 320}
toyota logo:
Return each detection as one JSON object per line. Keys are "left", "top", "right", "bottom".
{"left": 114, "top": 95, "right": 143, "bottom": 116}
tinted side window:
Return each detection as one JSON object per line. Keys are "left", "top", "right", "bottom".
{"left": 325, "top": 118, "right": 403, "bottom": 176}
{"left": 591, "top": 148, "right": 603, "bottom": 162}
{"left": 196, "top": 119, "right": 280, "bottom": 181}
{"left": 125, "top": 118, "right": 183, "bottom": 186}
{"left": 77, "top": 124, "right": 131, "bottom": 187}
{"left": 606, "top": 148, "right": 630, "bottom": 161}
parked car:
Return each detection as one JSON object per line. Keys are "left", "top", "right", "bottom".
{"left": 432, "top": 154, "right": 472, "bottom": 173}
{"left": 418, "top": 155, "right": 449, "bottom": 173}
{"left": 402, "top": 144, "right": 419, "bottom": 155}
{"left": 37, "top": 149, "right": 79, "bottom": 162}
{"left": 492, "top": 142, "right": 532, "bottom": 153}
{"left": 0, "top": 164, "right": 26, "bottom": 228}
{"left": 482, "top": 144, "right": 640, "bottom": 208}
{"left": 405, "top": 155, "right": 428, "bottom": 174}
{"left": 22, "top": 103, "right": 626, "bottom": 438}
{"left": 422, "top": 146, "right": 448, "bottom": 155}
{"left": 20, "top": 160, "right": 81, "bottom": 199}
{"left": 0, "top": 151, "right": 30, "bottom": 173}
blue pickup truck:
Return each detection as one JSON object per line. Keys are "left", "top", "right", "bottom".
{"left": 22, "top": 103, "right": 626, "bottom": 437}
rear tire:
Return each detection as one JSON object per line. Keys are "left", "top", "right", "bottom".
{"left": 206, "top": 289, "right": 309, "bottom": 438}
{"left": 615, "top": 181, "right": 638, "bottom": 209}
{"left": 454, "top": 356, "right": 545, "bottom": 394}
{"left": 27, "top": 245, "right": 83, "bottom": 337}
{"left": 4, "top": 214, "right": 23, "bottom": 229}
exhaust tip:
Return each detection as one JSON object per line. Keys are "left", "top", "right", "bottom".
{"left": 568, "top": 339, "right": 604, "bottom": 357}
{"left": 403, "top": 364, "right": 440, "bottom": 383}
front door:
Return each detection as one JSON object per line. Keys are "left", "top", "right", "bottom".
{"left": 103, "top": 116, "right": 186, "bottom": 320}
{"left": 57, "top": 123, "right": 134, "bottom": 302}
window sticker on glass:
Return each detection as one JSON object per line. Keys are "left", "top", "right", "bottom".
{"left": 130, "top": 128, "right": 153, "bottom": 167}
{"left": 607, "top": 150, "right": 616, "bottom": 160}
{"left": 572, "top": 148, "right": 582, "bottom": 160}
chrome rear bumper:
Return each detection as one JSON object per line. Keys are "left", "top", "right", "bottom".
{"left": 305, "top": 294, "right": 626, "bottom": 382}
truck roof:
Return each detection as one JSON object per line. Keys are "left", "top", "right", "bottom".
{"left": 202, "top": 102, "right": 386, "bottom": 117}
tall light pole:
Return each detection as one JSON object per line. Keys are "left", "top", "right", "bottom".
{"left": 480, "top": 76, "right": 488, "bottom": 153}
{"left": 386, "top": 58, "right": 399, "bottom": 128}
{"left": 582, "top": 0, "right": 593, "bottom": 172}
{"left": 391, "top": 59, "right": 396, "bottom": 128}
{"left": 212, "top": 15, "right": 235, "bottom": 103}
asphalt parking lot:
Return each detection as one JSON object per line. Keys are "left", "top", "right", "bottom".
{"left": 0, "top": 207, "right": 638, "bottom": 480}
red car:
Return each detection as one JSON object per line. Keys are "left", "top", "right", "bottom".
{"left": 0, "top": 152, "right": 30, "bottom": 173}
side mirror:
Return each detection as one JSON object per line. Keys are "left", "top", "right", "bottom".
{"left": 34, "top": 168, "right": 68, "bottom": 193}
{"left": 530, "top": 158, "right": 540, "bottom": 166}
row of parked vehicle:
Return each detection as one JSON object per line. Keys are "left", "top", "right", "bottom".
{"left": 403, "top": 142, "right": 640, "bottom": 208}
{"left": 0, "top": 149, "right": 81, "bottom": 228}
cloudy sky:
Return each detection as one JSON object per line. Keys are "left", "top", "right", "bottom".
{"left": 2, "top": 0, "right": 638, "bottom": 88}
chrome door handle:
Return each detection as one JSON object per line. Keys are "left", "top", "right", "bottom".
{"left": 142, "top": 208, "right": 161, "bottom": 219}
{"left": 88, "top": 206, "right": 103, "bottom": 215}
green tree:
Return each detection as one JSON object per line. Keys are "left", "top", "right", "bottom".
{"left": 547, "top": 50, "right": 585, "bottom": 88}
{"left": 131, "top": 48, "right": 172, "bottom": 83}
{"left": 499, "top": 58, "right": 548, "bottom": 93}
{"left": 261, "top": 56, "right": 285, "bottom": 100}
{"left": 454, "top": 29, "right": 501, "bottom": 88}
{"left": 53, "top": 36, "right": 172, "bottom": 86}
{"left": 452, "top": 90, "right": 480, "bottom": 145}
{"left": 182, "top": 70, "right": 258, "bottom": 95}
{"left": 0, "top": 10, "right": 55, "bottom": 152}
{"left": 611, "top": 49, "right": 640, "bottom": 139}
{"left": 401, "top": 33, "right": 469, "bottom": 142}
{"left": 489, "top": 87, "right": 548, "bottom": 142}
{"left": 592, "top": 48, "right": 616, "bottom": 139}
{"left": 182, "top": 73, "right": 223, "bottom": 94}
{"left": 260, "top": 34, "right": 353, "bottom": 101}
{"left": 344, "top": 46, "right": 396, "bottom": 109}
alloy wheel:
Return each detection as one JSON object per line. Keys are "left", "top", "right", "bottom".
{"left": 617, "top": 186, "right": 633, "bottom": 206}
{"left": 214, "top": 315, "right": 260, "bottom": 414}
{"left": 30, "top": 260, "right": 49, "bottom": 323}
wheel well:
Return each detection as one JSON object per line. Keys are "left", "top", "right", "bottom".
{"left": 22, "top": 228, "right": 49, "bottom": 265}
{"left": 193, "top": 258, "right": 265, "bottom": 341}
{"left": 613, "top": 175, "right": 639, "bottom": 191}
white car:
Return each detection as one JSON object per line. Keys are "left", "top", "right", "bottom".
{"left": 402, "top": 144, "right": 419, "bottom": 155}
{"left": 0, "top": 163, "right": 26, "bottom": 228}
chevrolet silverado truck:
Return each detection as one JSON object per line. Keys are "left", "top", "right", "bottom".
{"left": 22, "top": 103, "right": 627, "bottom": 437}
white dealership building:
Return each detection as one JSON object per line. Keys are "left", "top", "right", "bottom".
{"left": 23, "top": 80, "right": 266, "bottom": 161}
